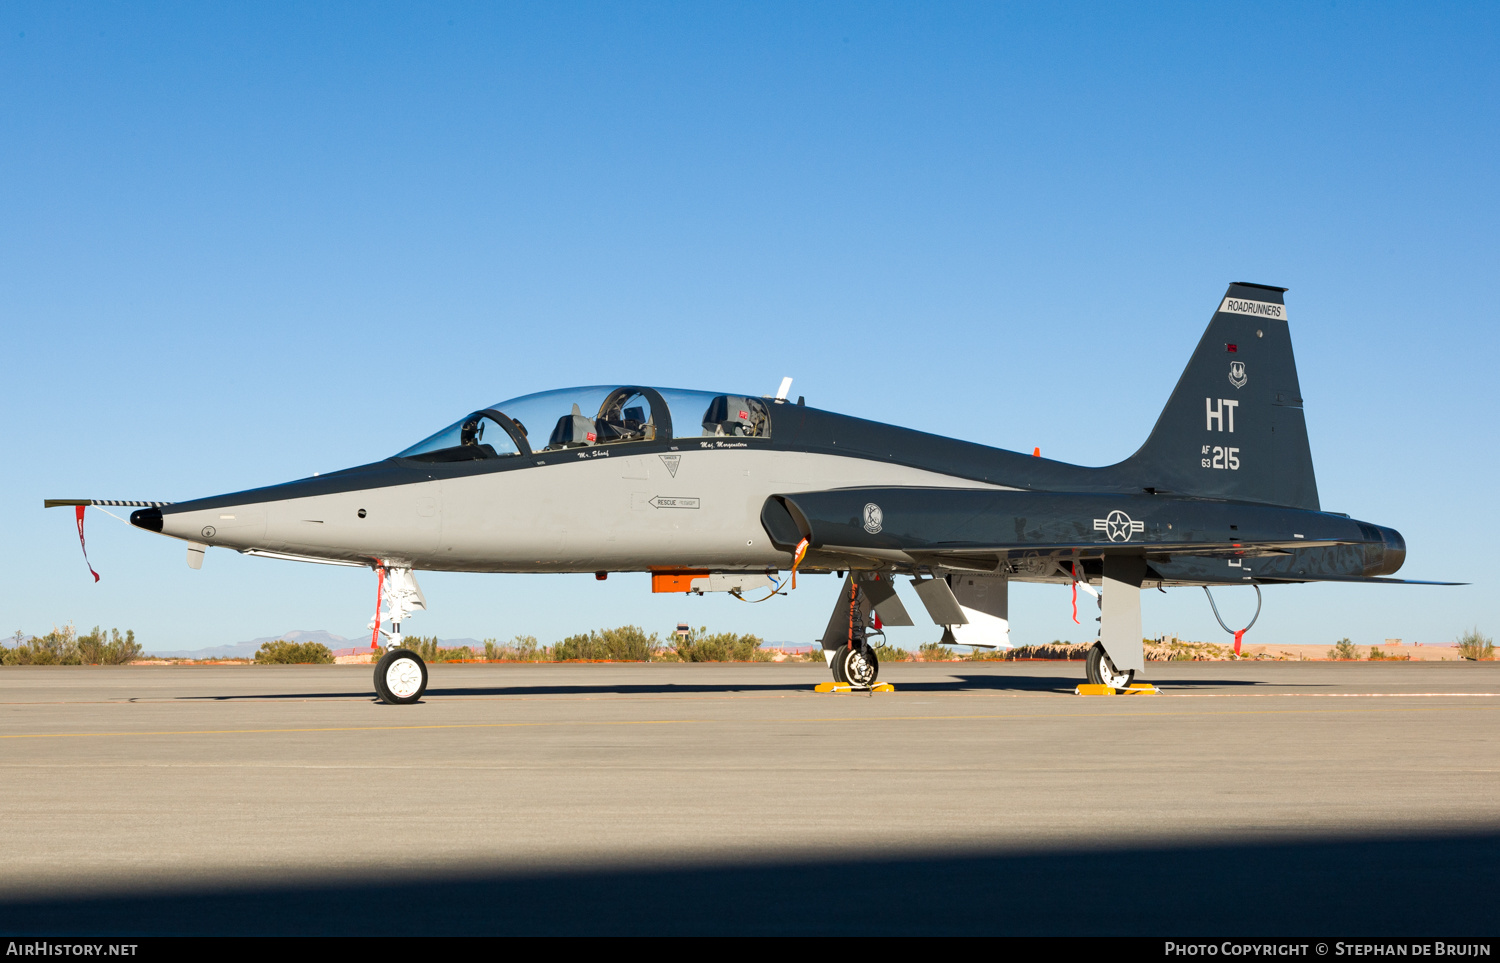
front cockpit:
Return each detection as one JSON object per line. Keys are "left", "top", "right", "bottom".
{"left": 395, "top": 386, "right": 772, "bottom": 462}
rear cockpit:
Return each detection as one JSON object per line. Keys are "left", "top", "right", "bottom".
{"left": 395, "top": 386, "right": 771, "bottom": 462}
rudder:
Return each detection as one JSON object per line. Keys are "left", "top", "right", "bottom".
{"left": 1117, "top": 282, "right": 1319, "bottom": 511}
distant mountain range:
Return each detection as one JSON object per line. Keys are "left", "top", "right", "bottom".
{"left": 148, "top": 630, "right": 483, "bottom": 659}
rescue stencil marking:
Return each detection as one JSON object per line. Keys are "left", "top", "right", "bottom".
{"left": 650, "top": 496, "right": 700, "bottom": 509}
{"left": 1219, "top": 297, "right": 1287, "bottom": 320}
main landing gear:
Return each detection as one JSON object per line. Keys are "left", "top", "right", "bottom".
{"left": 823, "top": 576, "right": 880, "bottom": 688}
{"left": 369, "top": 565, "right": 430, "bottom": 705}
{"left": 1085, "top": 642, "right": 1134, "bottom": 688}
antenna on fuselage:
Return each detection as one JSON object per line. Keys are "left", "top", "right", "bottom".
{"left": 774, "top": 376, "right": 793, "bottom": 402}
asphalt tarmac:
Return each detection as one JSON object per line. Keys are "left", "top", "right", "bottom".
{"left": 2, "top": 659, "right": 1498, "bottom": 935}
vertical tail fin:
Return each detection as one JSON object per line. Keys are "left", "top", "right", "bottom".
{"left": 1118, "top": 282, "right": 1319, "bottom": 510}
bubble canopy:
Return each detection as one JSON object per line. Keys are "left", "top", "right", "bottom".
{"left": 395, "top": 386, "right": 773, "bottom": 461}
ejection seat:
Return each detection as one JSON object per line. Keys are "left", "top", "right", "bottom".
{"left": 546, "top": 404, "right": 598, "bottom": 449}
{"left": 702, "top": 395, "right": 767, "bottom": 437}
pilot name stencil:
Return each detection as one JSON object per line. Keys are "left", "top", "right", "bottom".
{"left": 649, "top": 496, "right": 699, "bottom": 509}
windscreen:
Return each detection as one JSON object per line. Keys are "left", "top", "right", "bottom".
{"left": 395, "top": 385, "right": 770, "bottom": 459}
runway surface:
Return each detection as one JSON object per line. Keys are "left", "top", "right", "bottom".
{"left": 2, "top": 660, "right": 1498, "bottom": 935}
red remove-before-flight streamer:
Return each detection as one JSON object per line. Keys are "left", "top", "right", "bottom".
{"left": 75, "top": 505, "right": 100, "bottom": 583}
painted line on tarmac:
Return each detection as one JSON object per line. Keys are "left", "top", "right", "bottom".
{"left": 4, "top": 690, "right": 1496, "bottom": 708}
{"left": 2, "top": 702, "right": 1497, "bottom": 740}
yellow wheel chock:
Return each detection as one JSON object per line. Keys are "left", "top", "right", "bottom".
{"left": 815, "top": 682, "right": 896, "bottom": 694}
{"left": 1074, "top": 683, "right": 1160, "bottom": 696}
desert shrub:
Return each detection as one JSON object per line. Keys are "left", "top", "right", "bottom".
{"left": 1146, "top": 638, "right": 1232, "bottom": 662}
{"left": 918, "top": 641, "right": 955, "bottom": 661}
{"left": 673, "top": 627, "right": 769, "bottom": 662}
{"left": 389, "top": 636, "right": 477, "bottom": 661}
{"left": 0, "top": 625, "right": 137, "bottom": 665}
{"left": 1327, "top": 638, "right": 1360, "bottom": 660}
{"left": 2, "top": 626, "right": 83, "bottom": 665}
{"left": 556, "top": 626, "right": 660, "bottom": 661}
{"left": 876, "top": 643, "right": 909, "bottom": 662}
{"left": 403, "top": 636, "right": 441, "bottom": 660}
{"left": 496, "top": 635, "right": 548, "bottom": 661}
{"left": 254, "top": 640, "right": 333, "bottom": 664}
{"left": 76, "top": 627, "right": 143, "bottom": 665}
{"left": 1457, "top": 627, "right": 1495, "bottom": 661}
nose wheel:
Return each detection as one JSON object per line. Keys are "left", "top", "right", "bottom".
{"left": 375, "top": 648, "right": 428, "bottom": 705}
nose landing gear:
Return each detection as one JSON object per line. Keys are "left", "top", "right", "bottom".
{"left": 369, "top": 564, "right": 429, "bottom": 705}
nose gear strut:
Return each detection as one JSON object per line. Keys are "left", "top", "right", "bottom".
{"left": 369, "top": 564, "right": 430, "bottom": 705}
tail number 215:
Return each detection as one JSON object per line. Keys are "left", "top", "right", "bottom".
{"left": 1201, "top": 446, "right": 1240, "bottom": 470}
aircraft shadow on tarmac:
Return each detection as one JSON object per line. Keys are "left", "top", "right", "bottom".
{"left": 180, "top": 672, "right": 1272, "bottom": 701}
{"left": 4, "top": 830, "right": 1496, "bottom": 936}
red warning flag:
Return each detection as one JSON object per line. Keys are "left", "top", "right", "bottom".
{"left": 75, "top": 505, "right": 100, "bottom": 583}
{"left": 370, "top": 565, "right": 386, "bottom": 649}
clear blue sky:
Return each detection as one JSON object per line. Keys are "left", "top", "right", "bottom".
{"left": 3, "top": 2, "right": 1495, "bottom": 653}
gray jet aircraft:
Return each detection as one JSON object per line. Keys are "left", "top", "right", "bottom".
{"left": 49, "top": 283, "right": 1443, "bottom": 703}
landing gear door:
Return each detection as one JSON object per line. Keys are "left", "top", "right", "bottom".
{"left": 1100, "top": 555, "right": 1146, "bottom": 673}
{"left": 860, "top": 573, "right": 914, "bottom": 626}
{"left": 947, "top": 575, "right": 1010, "bottom": 649}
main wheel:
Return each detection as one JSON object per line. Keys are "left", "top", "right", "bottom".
{"left": 375, "top": 648, "right": 428, "bottom": 705}
{"left": 836, "top": 644, "right": 880, "bottom": 688}
{"left": 1085, "top": 642, "right": 1134, "bottom": 688}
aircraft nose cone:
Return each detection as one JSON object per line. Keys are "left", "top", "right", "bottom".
{"left": 130, "top": 507, "right": 163, "bottom": 532}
